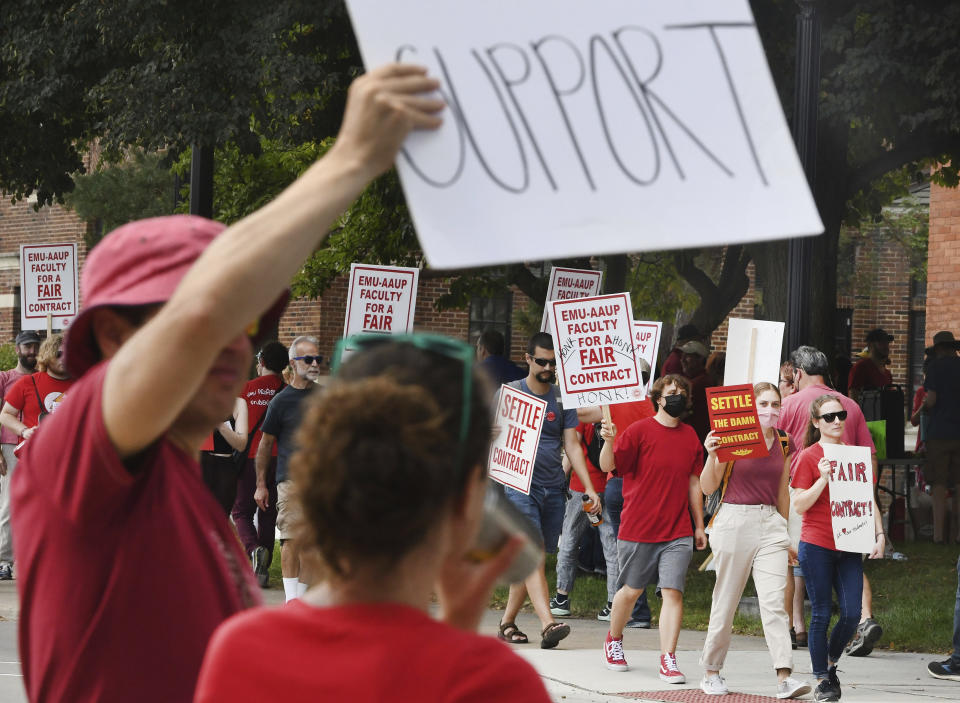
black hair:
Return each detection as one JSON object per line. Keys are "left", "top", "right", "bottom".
{"left": 258, "top": 341, "right": 288, "bottom": 374}
{"left": 527, "top": 332, "right": 554, "bottom": 355}
{"left": 478, "top": 329, "right": 505, "bottom": 356}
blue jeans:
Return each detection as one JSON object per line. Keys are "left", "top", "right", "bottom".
{"left": 798, "top": 541, "right": 862, "bottom": 678}
{"left": 605, "top": 478, "right": 651, "bottom": 621}
{"left": 953, "top": 554, "right": 960, "bottom": 664}
{"left": 504, "top": 484, "right": 565, "bottom": 554}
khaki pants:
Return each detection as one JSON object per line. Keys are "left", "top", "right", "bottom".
{"left": 0, "top": 444, "right": 18, "bottom": 565}
{"left": 700, "top": 503, "right": 793, "bottom": 672}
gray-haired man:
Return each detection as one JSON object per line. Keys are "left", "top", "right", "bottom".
{"left": 255, "top": 335, "right": 321, "bottom": 601}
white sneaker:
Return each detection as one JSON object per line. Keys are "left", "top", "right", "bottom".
{"left": 700, "top": 673, "right": 728, "bottom": 695}
{"left": 778, "top": 676, "right": 812, "bottom": 699}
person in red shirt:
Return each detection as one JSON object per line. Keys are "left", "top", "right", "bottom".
{"left": 847, "top": 328, "right": 894, "bottom": 404}
{"left": 9, "top": 63, "right": 446, "bottom": 702}
{"left": 791, "top": 395, "right": 885, "bottom": 702}
{"left": 195, "top": 338, "right": 551, "bottom": 703}
{"left": 0, "top": 334, "right": 74, "bottom": 446}
{"left": 598, "top": 375, "right": 707, "bottom": 682}
{"left": 661, "top": 323, "right": 702, "bottom": 376}
{"left": 231, "top": 340, "right": 287, "bottom": 586}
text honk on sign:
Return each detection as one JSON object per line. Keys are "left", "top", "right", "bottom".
{"left": 822, "top": 444, "right": 875, "bottom": 554}
{"left": 343, "top": 263, "right": 420, "bottom": 338}
{"left": 488, "top": 384, "right": 547, "bottom": 494}
{"left": 549, "top": 293, "right": 642, "bottom": 409}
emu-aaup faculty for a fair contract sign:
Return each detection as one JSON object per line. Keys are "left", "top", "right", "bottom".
{"left": 549, "top": 293, "right": 642, "bottom": 409}
{"left": 344, "top": 0, "right": 823, "bottom": 269}
{"left": 489, "top": 384, "right": 547, "bottom": 494}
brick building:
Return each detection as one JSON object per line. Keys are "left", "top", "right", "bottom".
{"left": 927, "top": 182, "right": 960, "bottom": 345}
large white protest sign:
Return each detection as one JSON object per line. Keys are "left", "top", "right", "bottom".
{"left": 489, "top": 384, "right": 547, "bottom": 494}
{"left": 724, "top": 318, "right": 785, "bottom": 386}
{"left": 343, "top": 264, "right": 420, "bottom": 338}
{"left": 633, "top": 320, "right": 662, "bottom": 393}
{"left": 20, "top": 243, "right": 78, "bottom": 331}
{"left": 549, "top": 293, "right": 641, "bottom": 408}
{"left": 540, "top": 267, "right": 603, "bottom": 331}
{"left": 822, "top": 444, "right": 876, "bottom": 554}
{"left": 344, "top": 0, "right": 824, "bottom": 269}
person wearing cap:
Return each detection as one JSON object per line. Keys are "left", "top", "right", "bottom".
{"left": 680, "top": 339, "right": 712, "bottom": 443}
{"left": 662, "top": 323, "right": 702, "bottom": 376}
{"left": 922, "top": 330, "right": 960, "bottom": 544}
{"left": 847, "top": 329, "right": 894, "bottom": 404}
{"left": 0, "top": 330, "right": 41, "bottom": 581}
{"left": 9, "top": 63, "right": 445, "bottom": 702}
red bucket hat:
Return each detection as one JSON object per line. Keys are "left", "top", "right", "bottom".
{"left": 64, "top": 215, "right": 289, "bottom": 378}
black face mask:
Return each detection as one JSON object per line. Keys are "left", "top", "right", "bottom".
{"left": 662, "top": 394, "right": 686, "bottom": 418}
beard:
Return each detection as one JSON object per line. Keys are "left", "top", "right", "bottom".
{"left": 536, "top": 370, "right": 555, "bottom": 384}
{"left": 18, "top": 354, "right": 36, "bottom": 371}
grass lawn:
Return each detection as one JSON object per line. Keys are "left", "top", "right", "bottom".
{"left": 490, "top": 541, "right": 959, "bottom": 654}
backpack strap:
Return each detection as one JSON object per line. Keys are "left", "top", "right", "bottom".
{"left": 776, "top": 428, "right": 790, "bottom": 457}
{"left": 707, "top": 460, "right": 736, "bottom": 528}
{"left": 31, "top": 376, "right": 47, "bottom": 419}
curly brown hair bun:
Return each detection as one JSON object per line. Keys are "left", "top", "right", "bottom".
{"left": 290, "top": 342, "right": 491, "bottom": 578}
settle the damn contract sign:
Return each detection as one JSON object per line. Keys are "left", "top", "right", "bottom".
{"left": 550, "top": 293, "right": 641, "bottom": 409}
{"left": 540, "top": 267, "right": 603, "bottom": 332}
{"left": 343, "top": 264, "right": 419, "bottom": 338}
{"left": 489, "top": 384, "right": 547, "bottom": 494}
{"left": 344, "top": 0, "right": 823, "bottom": 268}
{"left": 706, "top": 384, "right": 767, "bottom": 462}
{"left": 822, "top": 444, "right": 876, "bottom": 554}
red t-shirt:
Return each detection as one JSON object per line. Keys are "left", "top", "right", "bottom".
{"left": 790, "top": 442, "right": 878, "bottom": 551}
{"left": 4, "top": 372, "right": 74, "bottom": 427}
{"left": 242, "top": 374, "right": 284, "bottom": 457}
{"left": 612, "top": 417, "right": 703, "bottom": 542}
{"left": 195, "top": 600, "right": 552, "bottom": 703}
{"left": 570, "top": 421, "right": 608, "bottom": 493}
{"left": 848, "top": 358, "right": 892, "bottom": 392}
{"left": 11, "top": 362, "right": 261, "bottom": 702}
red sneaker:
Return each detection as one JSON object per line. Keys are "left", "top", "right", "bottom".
{"left": 659, "top": 652, "right": 685, "bottom": 683}
{"left": 604, "top": 632, "right": 628, "bottom": 671}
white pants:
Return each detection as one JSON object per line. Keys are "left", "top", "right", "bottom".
{"left": 700, "top": 503, "right": 793, "bottom": 672}
{"left": 0, "top": 444, "right": 18, "bottom": 565}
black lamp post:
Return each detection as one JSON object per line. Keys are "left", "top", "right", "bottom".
{"left": 189, "top": 144, "right": 214, "bottom": 219}
{"left": 785, "top": 0, "right": 820, "bottom": 354}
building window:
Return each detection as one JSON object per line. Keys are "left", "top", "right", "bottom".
{"left": 468, "top": 293, "right": 513, "bottom": 352}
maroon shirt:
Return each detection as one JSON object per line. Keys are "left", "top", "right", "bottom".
{"left": 848, "top": 358, "right": 892, "bottom": 392}
{"left": 12, "top": 362, "right": 260, "bottom": 702}
{"left": 723, "top": 434, "right": 793, "bottom": 506}
{"left": 0, "top": 368, "right": 26, "bottom": 445}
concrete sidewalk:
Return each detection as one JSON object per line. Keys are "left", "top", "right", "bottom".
{"left": 477, "top": 610, "right": 959, "bottom": 702}
{"left": 0, "top": 581, "right": 954, "bottom": 702}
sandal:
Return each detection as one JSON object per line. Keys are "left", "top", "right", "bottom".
{"left": 498, "top": 621, "right": 529, "bottom": 644}
{"left": 540, "top": 621, "right": 570, "bottom": 649}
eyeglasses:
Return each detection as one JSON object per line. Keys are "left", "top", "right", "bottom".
{"left": 332, "top": 333, "right": 474, "bottom": 475}
{"left": 817, "top": 410, "right": 847, "bottom": 423}
{"left": 531, "top": 357, "right": 557, "bottom": 368}
{"left": 293, "top": 355, "right": 323, "bottom": 366}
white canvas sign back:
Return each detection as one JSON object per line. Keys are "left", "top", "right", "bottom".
{"left": 633, "top": 320, "right": 663, "bottom": 393}
{"left": 344, "top": 0, "right": 823, "bottom": 269}
{"left": 724, "top": 318, "right": 785, "bottom": 386}
{"left": 822, "top": 444, "right": 876, "bottom": 554}
{"left": 548, "top": 292, "right": 641, "bottom": 408}
{"left": 20, "top": 243, "right": 78, "bottom": 330}
{"left": 540, "top": 267, "right": 603, "bottom": 332}
{"left": 343, "top": 264, "right": 420, "bottom": 338}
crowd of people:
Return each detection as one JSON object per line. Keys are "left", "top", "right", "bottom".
{"left": 0, "top": 61, "right": 955, "bottom": 703}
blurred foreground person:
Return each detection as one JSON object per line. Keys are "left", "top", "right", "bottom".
{"left": 195, "top": 336, "right": 550, "bottom": 702}
{"left": 11, "top": 63, "right": 445, "bottom": 702}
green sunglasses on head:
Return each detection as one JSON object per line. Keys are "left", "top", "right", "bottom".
{"left": 332, "top": 333, "right": 475, "bottom": 475}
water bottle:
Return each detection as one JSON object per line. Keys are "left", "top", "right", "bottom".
{"left": 582, "top": 494, "right": 602, "bottom": 526}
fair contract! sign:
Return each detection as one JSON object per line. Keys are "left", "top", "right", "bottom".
{"left": 20, "top": 243, "right": 78, "bottom": 331}
{"left": 343, "top": 264, "right": 420, "bottom": 338}
{"left": 633, "top": 320, "right": 662, "bottom": 393}
{"left": 344, "top": 0, "right": 824, "bottom": 269}
{"left": 489, "top": 384, "right": 547, "bottom": 494}
{"left": 822, "top": 444, "right": 876, "bottom": 554}
{"left": 549, "top": 293, "right": 642, "bottom": 409}
{"left": 540, "top": 267, "right": 603, "bottom": 332}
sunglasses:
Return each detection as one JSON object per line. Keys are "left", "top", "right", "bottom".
{"left": 56, "top": 350, "right": 64, "bottom": 359}
{"left": 817, "top": 410, "right": 848, "bottom": 423}
{"left": 293, "top": 355, "right": 323, "bottom": 366}
{"left": 531, "top": 357, "right": 557, "bottom": 368}
{"left": 332, "top": 333, "right": 474, "bottom": 475}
